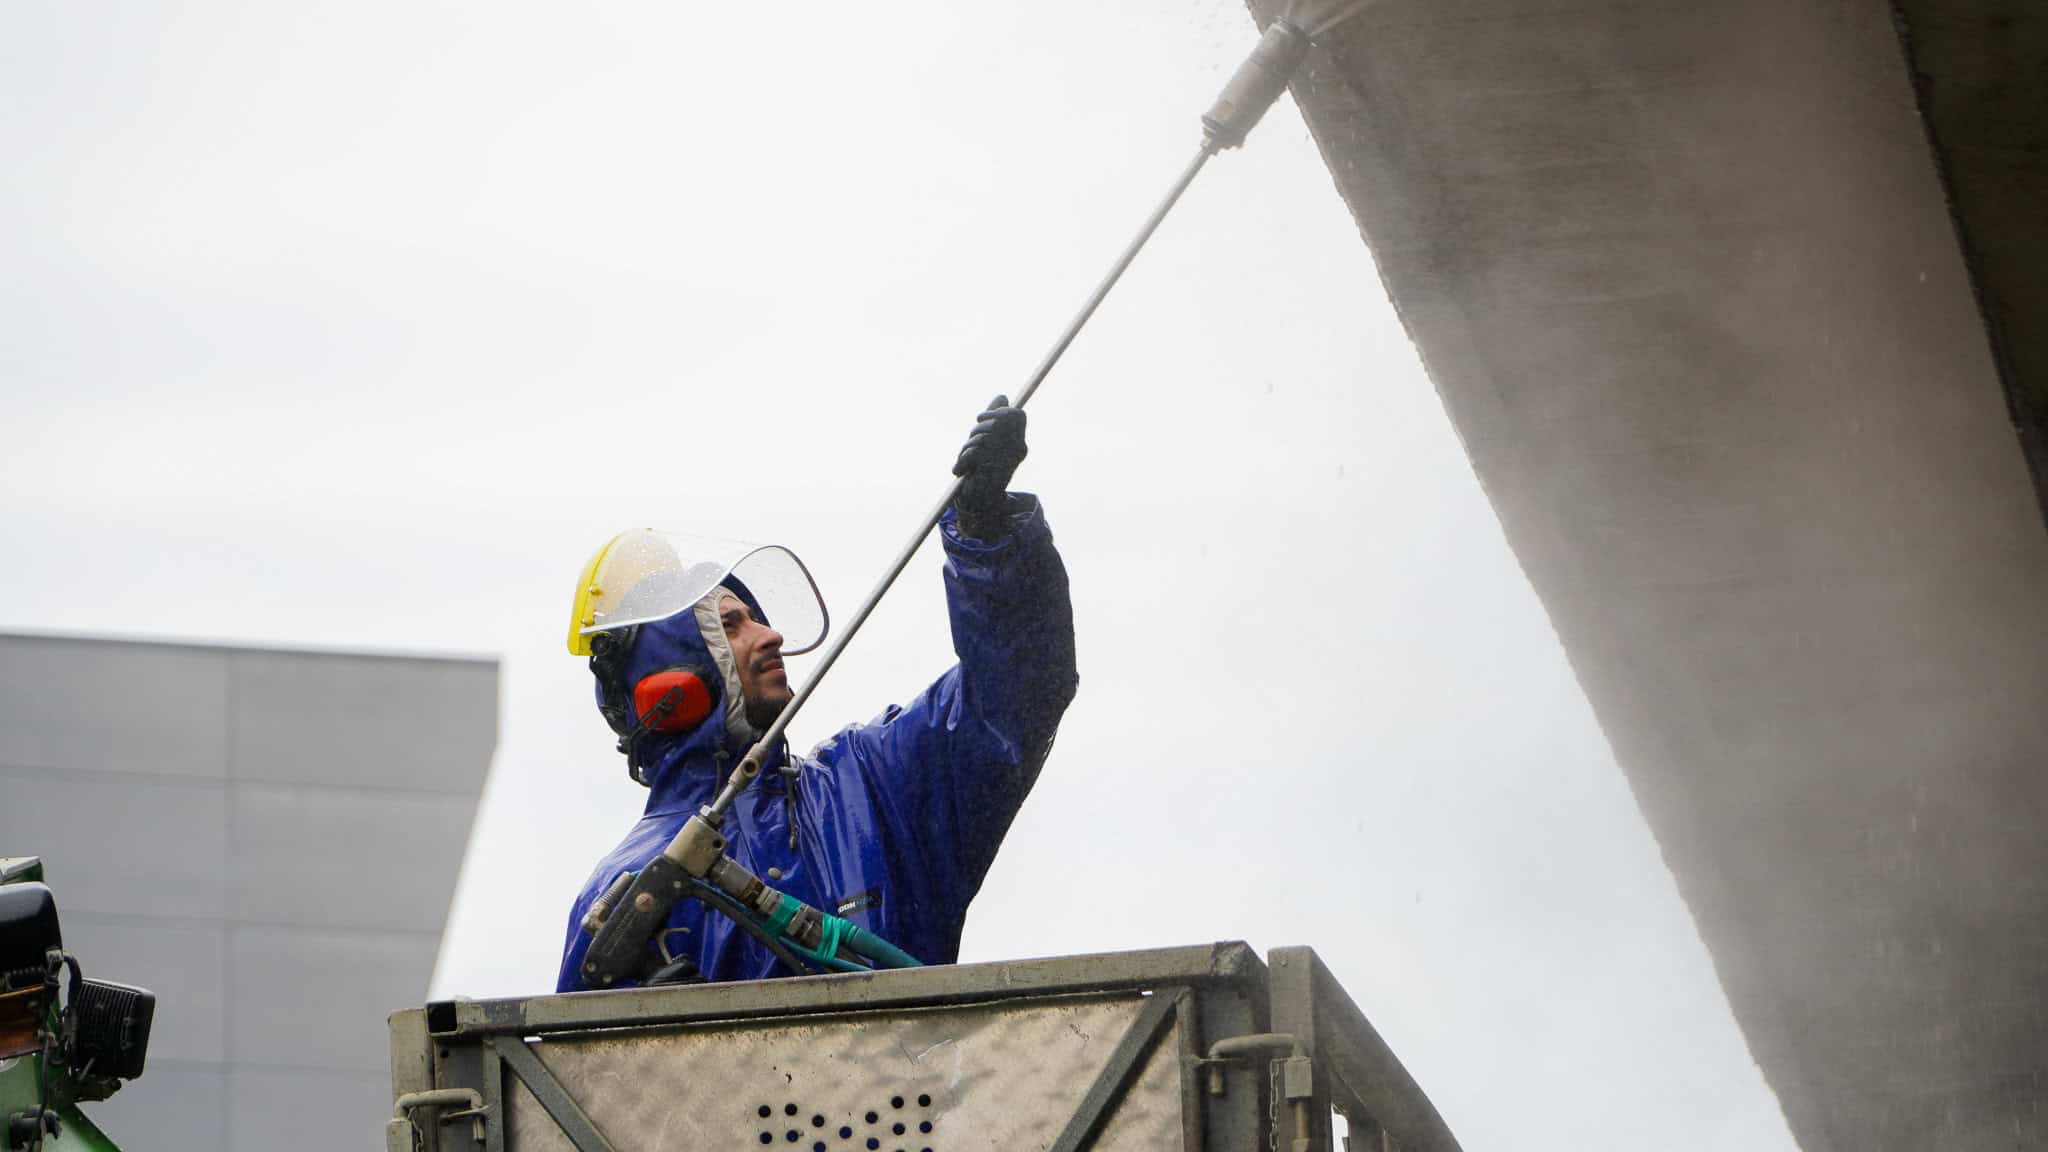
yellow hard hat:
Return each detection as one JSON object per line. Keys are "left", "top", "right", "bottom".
{"left": 566, "top": 529, "right": 829, "bottom": 657}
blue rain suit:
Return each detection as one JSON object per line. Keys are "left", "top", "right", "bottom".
{"left": 556, "top": 495, "right": 1077, "bottom": 991}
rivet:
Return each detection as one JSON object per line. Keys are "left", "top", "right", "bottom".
{"left": 767, "top": 867, "right": 784, "bottom": 880}
{"left": 633, "top": 892, "right": 656, "bottom": 913}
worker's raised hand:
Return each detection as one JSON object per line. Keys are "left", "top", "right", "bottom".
{"left": 952, "top": 394, "right": 1028, "bottom": 486}
{"left": 951, "top": 394, "right": 1027, "bottom": 542}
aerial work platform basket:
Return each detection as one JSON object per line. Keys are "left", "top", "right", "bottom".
{"left": 388, "top": 943, "right": 1460, "bottom": 1152}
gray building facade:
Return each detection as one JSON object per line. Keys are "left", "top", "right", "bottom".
{"left": 0, "top": 631, "right": 496, "bottom": 1151}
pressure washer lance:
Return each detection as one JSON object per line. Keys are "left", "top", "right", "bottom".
{"left": 578, "top": 18, "right": 1316, "bottom": 988}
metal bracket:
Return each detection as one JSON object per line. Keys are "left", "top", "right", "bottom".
{"left": 1046, "top": 989, "right": 1186, "bottom": 1152}
{"left": 490, "top": 1037, "right": 618, "bottom": 1152}
{"left": 1280, "top": 1054, "right": 1315, "bottom": 1102}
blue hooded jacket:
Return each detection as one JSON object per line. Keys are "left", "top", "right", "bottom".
{"left": 556, "top": 495, "right": 1077, "bottom": 991}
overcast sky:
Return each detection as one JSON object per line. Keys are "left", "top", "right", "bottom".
{"left": 2, "top": 3, "right": 1796, "bottom": 1148}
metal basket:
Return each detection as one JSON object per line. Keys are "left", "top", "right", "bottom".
{"left": 388, "top": 943, "right": 1458, "bottom": 1152}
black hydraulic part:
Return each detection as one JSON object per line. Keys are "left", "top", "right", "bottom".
{"left": 72, "top": 980, "right": 154, "bottom": 1081}
{"left": 12, "top": 1033, "right": 51, "bottom": 1152}
{"left": 6, "top": 1108, "right": 58, "bottom": 1151}
{"left": 0, "top": 884, "right": 59, "bottom": 987}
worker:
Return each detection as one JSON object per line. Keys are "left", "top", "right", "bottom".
{"left": 556, "top": 396, "right": 1078, "bottom": 990}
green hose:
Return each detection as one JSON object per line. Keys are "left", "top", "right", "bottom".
{"left": 838, "top": 923, "right": 923, "bottom": 969}
{"left": 760, "top": 894, "right": 922, "bottom": 971}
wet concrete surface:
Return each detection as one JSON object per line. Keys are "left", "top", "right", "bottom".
{"left": 1257, "top": 0, "right": 2048, "bottom": 1146}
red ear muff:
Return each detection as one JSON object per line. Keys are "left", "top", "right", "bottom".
{"left": 632, "top": 669, "right": 714, "bottom": 732}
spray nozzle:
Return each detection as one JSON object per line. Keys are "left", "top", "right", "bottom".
{"left": 1202, "top": 20, "right": 1312, "bottom": 151}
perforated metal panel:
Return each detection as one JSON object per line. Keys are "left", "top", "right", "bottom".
{"left": 504, "top": 994, "right": 1182, "bottom": 1152}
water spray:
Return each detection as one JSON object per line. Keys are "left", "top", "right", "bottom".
{"left": 580, "top": 3, "right": 1372, "bottom": 987}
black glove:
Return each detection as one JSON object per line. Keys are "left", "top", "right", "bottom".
{"left": 951, "top": 394, "right": 1027, "bottom": 541}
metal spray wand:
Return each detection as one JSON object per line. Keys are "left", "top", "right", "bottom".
{"left": 580, "top": 18, "right": 1316, "bottom": 987}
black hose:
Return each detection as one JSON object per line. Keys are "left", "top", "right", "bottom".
{"left": 29, "top": 1031, "right": 51, "bottom": 1152}
{"left": 681, "top": 878, "right": 815, "bottom": 978}
{"left": 26, "top": 954, "right": 82, "bottom": 1152}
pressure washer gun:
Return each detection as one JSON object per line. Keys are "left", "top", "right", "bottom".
{"left": 578, "top": 754, "right": 917, "bottom": 985}
{"left": 581, "top": 8, "right": 1332, "bottom": 989}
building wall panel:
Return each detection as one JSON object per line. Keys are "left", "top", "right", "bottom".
{"left": 0, "top": 637, "right": 229, "bottom": 780}
{"left": 0, "top": 632, "right": 495, "bottom": 1151}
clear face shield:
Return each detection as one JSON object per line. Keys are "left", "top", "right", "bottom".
{"left": 567, "top": 529, "right": 828, "bottom": 657}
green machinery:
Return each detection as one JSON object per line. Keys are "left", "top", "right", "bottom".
{"left": 0, "top": 858, "right": 154, "bottom": 1152}
{"left": 388, "top": 942, "right": 1461, "bottom": 1152}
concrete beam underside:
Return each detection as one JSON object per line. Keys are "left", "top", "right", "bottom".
{"left": 1257, "top": 0, "right": 2048, "bottom": 1148}
{"left": 1893, "top": 0, "right": 2048, "bottom": 526}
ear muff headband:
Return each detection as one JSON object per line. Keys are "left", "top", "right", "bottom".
{"left": 633, "top": 669, "right": 714, "bottom": 732}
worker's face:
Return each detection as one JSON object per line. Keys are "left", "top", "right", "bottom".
{"left": 719, "top": 595, "right": 791, "bottom": 729}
